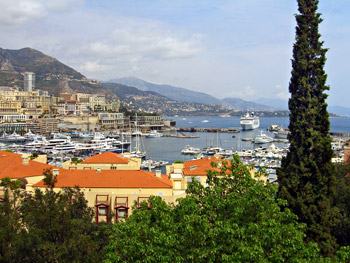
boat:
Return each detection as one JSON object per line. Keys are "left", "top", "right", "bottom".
{"left": 145, "top": 130, "right": 163, "bottom": 138}
{"left": 201, "top": 120, "right": 210, "bottom": 123}
{"left": 181, "top": 145, "right": 201, "bottom": 155}
{"left": 5, "top": 131, "right": 26, "bottom": 143}
{"left": 240, "top": 111, "right": 260, "bottom": 130}
{"left": 273, "top": 127, "right": 289, "bottom": 139}
{"left": 254, "top": 131, "right": 273, "bottom": 144}
{"left": 201, "top": 146, "right": 223, "bottom": 155}
{"left": 267, "top": 124, "right": 282, "bottom": 132}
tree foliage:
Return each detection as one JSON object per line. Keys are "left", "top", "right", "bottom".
{"left": 332, "top": 164, "right": 350, "bottom": 246}
{"left": 277, "top": 0, "right": 338, "bottom": 256}
{"left": 0, "top": 171, "right": 109, "bottom": 263}
{"left": 105, "top": 156, "right": 320, "bottom": 262}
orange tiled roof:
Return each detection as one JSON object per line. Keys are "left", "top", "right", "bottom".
{"left": 183, "top": 157, "right": 230, "bottom": 176}
{"left": 0, "top": 151, "right": 58, "bottom": 179}
{"left": 33, "top": 169, "right": 172, "bottom": 189}
{"left": 82, "top": 152, "right": 129, "bottom": 164}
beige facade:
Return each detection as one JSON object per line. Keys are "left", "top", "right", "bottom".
{"left": 62, "top": 157, "right": 141, "bottom": 170}
{"left": 98, "top": 112, "right": 125, "bottom": 130}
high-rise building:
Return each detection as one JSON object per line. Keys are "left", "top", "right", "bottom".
{"left": 24, "top": 72, "right": 35, "bottom": 91}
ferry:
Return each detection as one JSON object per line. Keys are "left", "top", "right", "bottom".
{"left": 240, "top": 111, "right": 260, "bottom": 130}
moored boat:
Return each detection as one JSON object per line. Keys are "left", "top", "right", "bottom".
{"left": 254, "top": 131, "right": 273, "bottom": 144}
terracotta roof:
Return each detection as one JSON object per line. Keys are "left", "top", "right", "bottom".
{"left": 0, "top": 151, "right": 57, "bottom": 179}
{"left": 183, "top": 157, "right": 230, "bottom": 176}
{"left": 82, "top": 152, "right": 129, "bottom": 164}
{"left": 33, "top": 169, "right": 173, "bottom": 189}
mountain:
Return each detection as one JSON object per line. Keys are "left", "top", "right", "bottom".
{"left": 107, "top": 77, "right": 223, "bottom": 105}
{"left": 222, "top": 98, "right": 278, "bottom": 111}
{"left": 0, "top": 47, "right": 117, "bottom": 100}
{"left": 253, "top": 98, "right": 288, "bottom": 111}
{"left": 102, "top": 82, "right": 232, "bottom": 116}
{"left": 328, "top": 106, "right": 350, "bottom": 117}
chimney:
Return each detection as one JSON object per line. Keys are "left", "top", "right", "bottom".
{"left": 52, "top": 169, "right": 59, "bottom": 176}
{"left": 96, "top": 168, "right": 101, "bottom": 173}
{"left": 155, "top": 170, "right": 161, "bottom": 178}
{"left": 22, "top": 156, "right": 29, "bottom": 165}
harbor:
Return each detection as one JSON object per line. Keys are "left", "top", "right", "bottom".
{"left": 0, "top": 116, "right": 348, "bottom": 178}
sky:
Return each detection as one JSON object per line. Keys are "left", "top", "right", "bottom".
{"left": 0, "top": 0, "right": 349, "bottom": 107}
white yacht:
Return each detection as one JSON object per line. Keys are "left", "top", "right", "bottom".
{"left": 181, "top": 145, "right": 201, "bottom": 155}
{"left": 273, "top": 127, "right": 289, "bottom": 139}
{"left": 145, "top": 130, "right": 163, "bottom": 138}
{"left": 6, "top": 131, "right": 26, "bottom": 143}
{"left": 240, "top": 111, "right": 260, "bottom": 130}
{"left": 254, "top": 131, "right": 273, "bottom": 144}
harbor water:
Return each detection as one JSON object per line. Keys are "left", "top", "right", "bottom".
{"left": 137, "top": 116, "right": 350, "bottom": 165}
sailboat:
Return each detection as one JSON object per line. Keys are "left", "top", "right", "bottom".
{"left": 129, "top": 114, "right": 147, "bottom": 159}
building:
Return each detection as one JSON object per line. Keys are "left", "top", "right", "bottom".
{"left": 132, "top": 115, "right": 164, "bottom": 131}
{"left": 24, "top": 72, "right": 35, "bottom": 92}
{"left": 35, "top": 118, "right": 59, "bottom": 135}
{"left": 98, "top": 112, "right": 125, "bottom": 130}
{"left": 62, "top": 152, "right": 141, "bottom": 170}
{"left": 0, "top": 151, "right": 56, "bottom": 192}
{"left": 0, "top": 150, "right": 175, "bottom": 223}
{"left": 166, "top": 156, "right": 264, "bottom": 196}
{"left": 33, "top": 168, "right": 174, "bottom": 223}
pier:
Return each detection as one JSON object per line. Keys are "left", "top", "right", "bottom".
{"left": 177, "top": 127, "right": 240, "bottom": 133}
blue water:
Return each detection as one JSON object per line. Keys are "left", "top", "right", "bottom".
{"left": 170, "top": 116, "right": 350, "bottom": 133}
{"left": 137, "top": 116, "right": 350, "bottom": 166}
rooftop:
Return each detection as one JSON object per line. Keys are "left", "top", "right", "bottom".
{"left": 33, "top": 169, "right": 172, "bottom": 189}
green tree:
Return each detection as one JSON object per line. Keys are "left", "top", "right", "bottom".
{"left": 0, "top": 178, "right": 27, "bottom": 262}
{"left": 0, "top": 172, "right": 110, "bottom": 263}
{"left": 277, "top": 0, "right": 338, "bottom": 256}
{"left": 105, "top": 156, "right": 320, "bottom": 262}
{"left": 332, "top": 164, "right": 350, "bottom": 246}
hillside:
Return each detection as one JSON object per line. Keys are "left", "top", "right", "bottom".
{"left": 0, "top": 47, "right": 117, "bottom": 100}
{"left": 102, "top": 82, "right": 232, "bottom": 116}
{"left": 108, "top": 77, "right": 224, "bottom": 105}
{"left": 222, "top": 98, "right": 278, "bottom": 111}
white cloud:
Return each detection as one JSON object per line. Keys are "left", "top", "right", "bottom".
{"left": 226, "top": 85, "right": 257, "bottom": 100}
{"left": 87, "top": 29, "right": 204, "bottom": 61}
{"left": 0, "top": 0, "right": 83, "bottom": 27}
{"left": 276, "top": 92, "right": 290, "bottom": 100}
{"left": 80, "top": 61, "right": 112, "bottom": 73}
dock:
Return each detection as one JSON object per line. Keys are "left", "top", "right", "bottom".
{"left": 177, "top": 127, "right": 240, "bottom": 133}
{"left": 163, "top": 134, "right": 200, "bottom": 139}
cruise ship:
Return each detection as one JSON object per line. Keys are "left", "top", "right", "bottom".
{"left": 240, "top": 111, "right": 260, "bottom": 130}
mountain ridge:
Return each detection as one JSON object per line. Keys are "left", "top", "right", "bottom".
{"left": 0, "top": 47, "right": 117, "bottom": 100}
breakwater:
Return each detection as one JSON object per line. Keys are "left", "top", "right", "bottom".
{"left": 177, "top": 127, "right": 240, "bottom": 133}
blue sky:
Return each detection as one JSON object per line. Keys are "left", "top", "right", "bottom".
{"left": 0, "top": 0, "right": 349, "bottom": 107}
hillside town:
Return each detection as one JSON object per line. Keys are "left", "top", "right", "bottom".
{"left": 0, "top": 72, "right": 174, "bottom": 135}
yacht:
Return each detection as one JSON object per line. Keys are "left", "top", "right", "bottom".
{"left": 5, "top": 131, "right": 26, "bottom": 143}
{"left": 273, "top": 127, "right": 289, "bottom": 139}
{"left": 145, "top": 130, "right": 163, "bottom": 138}
{"left": 240, "top": 111, "right": 260, "bottom": 130}
{"left": 254, "top": 131, "right": 273, "bottom": 144}
{"left": 181, "top": 145, "right": 201, "bottom": 155}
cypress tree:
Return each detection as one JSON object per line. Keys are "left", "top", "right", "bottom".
{"left": 277, "top": 0, "right": 338, "bottom": 256}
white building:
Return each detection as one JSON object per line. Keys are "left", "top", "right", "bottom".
{"left": 24, "top": 72, "right": 35, "bottom": 92}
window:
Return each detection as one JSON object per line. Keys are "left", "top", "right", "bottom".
{"left": 115, "top": 197, "right": 129, "bottom": 222}
{"left": 98, "top": 207, "right": 107, "bottom": 216}
{"left": 117, "top": 208, "right": 127, "bottom": 218}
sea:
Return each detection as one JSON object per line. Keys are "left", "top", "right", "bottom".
{"left": 135, "top": 116, "right": 350, "bottom": 166}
